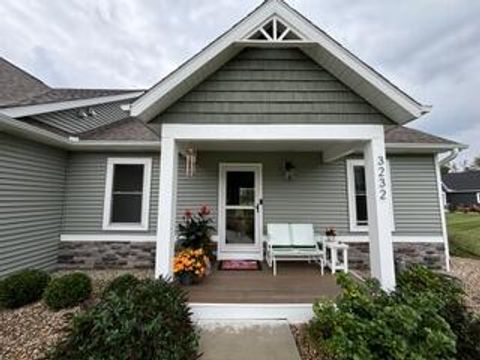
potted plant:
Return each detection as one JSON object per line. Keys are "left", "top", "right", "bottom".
{"left": 325, "top": 226, "right": 337, "bottom": 242}
{"left": 174, "top": 248, "right": 208, "bottom": 285}
{"left": 177, "top": 205, "right": 216, "bottom": 260}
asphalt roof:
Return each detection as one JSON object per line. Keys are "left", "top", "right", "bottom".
{"left": 0, "top": 57, "right": 141, "bottom": 108}
{"left": 443, "top": 171, "right": 480, "bottom": 191}
{"left": 384, "top": 125, "right": 461, "bottom": 145}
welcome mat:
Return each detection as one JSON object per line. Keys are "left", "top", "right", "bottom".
{"left": 218, "top": 260, "right": 262, "bottom": 271}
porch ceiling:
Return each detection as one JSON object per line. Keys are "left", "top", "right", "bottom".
{"left": 179, "top": 139, "right": 363, "bottom": 153}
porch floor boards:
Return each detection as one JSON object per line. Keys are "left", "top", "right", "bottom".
{"left": 185, "top": 262, "right": 341, "bottom": 304}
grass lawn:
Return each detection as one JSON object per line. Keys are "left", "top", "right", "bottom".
{"left": 447, "top": 212, "right": 480, "bottom": 259}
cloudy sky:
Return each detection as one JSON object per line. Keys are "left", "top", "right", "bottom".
{"left": 0, "top": 0, "right": 478, "bottom": 163}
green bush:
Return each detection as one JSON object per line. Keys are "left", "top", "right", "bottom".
{"left": 50, "top": 278, "right": 199, "bottom": 360}
{"left": 308, "top": 271, "right": 457, "bottom": 360}
{"left": 397, "top": 265, "right": 480, "bottom": 360}
{"left": 103, "top": 273, "right": 140, "bottom": 298}
{"left": 43, "top": 272, "right": 92, "bottom": 310}
{"left": 0, "top": 269, "right": 50, "bottom": 309}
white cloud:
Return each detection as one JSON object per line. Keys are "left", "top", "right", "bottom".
{"left": 0, "top": 0, "right": 478, "bottom": 161}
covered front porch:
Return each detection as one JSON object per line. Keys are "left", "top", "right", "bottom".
{"left": 185, "top": 262, "right": 340, "bottom": 304}
{"left": 156, "top": 124, "right": 396, "bottom": 291}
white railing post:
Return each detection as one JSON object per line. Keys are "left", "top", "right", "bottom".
{"left": 155, "top": 136, "right": 178, "bottom": 279}
{"left": 364, "top": 136, "right": 396, "bottom": 290}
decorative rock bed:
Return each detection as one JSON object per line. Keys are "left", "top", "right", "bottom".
{"left": 1, "top": 259, "right": 479, "bottom": 360}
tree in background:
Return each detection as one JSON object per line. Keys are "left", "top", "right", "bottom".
{"left": 474, "top": 156, "right": 480, "bottom": 170}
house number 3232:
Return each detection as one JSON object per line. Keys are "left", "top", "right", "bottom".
{"left": 377, "top": 156, "right": 387, "bottom": 200}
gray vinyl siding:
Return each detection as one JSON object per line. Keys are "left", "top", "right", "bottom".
{"left": 26, "top": 101, "right": 129, "bottom": 134}
{"left": 153, "top": 48, "right": 393, "bottom": 125}
{"left": 62, "top": 152, "right": 160, "bottom": 234}
{"left": 176, "top": 152, "right": 443, "bottom": 236}
{"left": 0, "top": 132, "right": 67, "bottom": 277}
{"left": 59, "top": 151, "right": 442, "bottom": 239}
{"left": 390, "top": 156, "right": 443, "bottom": 235}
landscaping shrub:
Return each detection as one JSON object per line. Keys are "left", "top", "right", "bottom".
{"left": 308, "top": 272, "right": 457, "bottom": 360}
{"left": 0, "top": 269, "right": 50, "bottom": 309}
{"left": 102, "top": 273, "right": 140, "bottom": 298}
{"left": 50, "top": 278, "right": 199, "bottom": 360}
{"left": 397, "top": 265, "right": 480, "bottom": 360}
{"left": 309, "top": 266, "right": 480, "bottom": 360}
{"left": 43, "top": 272, "right": 92, "bottom": 310}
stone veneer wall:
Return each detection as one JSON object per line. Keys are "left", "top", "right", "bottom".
{"left": 348, "top": 243, "right": 446, "bottom": 271}
{"left": 58, "top": 241, "right": 446, "bottom": 271}
{"left": 58, "top": 241, "right": 155, "bottom": 269}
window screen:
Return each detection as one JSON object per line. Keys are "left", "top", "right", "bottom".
{"left": 110, "top": 164, "right": 144, "bottom": 223}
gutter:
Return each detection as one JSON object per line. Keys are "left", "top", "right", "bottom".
{"left": 0, "top": 113, "right": 160, "bottom": 151}
{"left": 0, "top": 92, "right": 144, "bottom": 118}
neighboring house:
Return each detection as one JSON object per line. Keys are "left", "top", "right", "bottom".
{"left": 0, "top": 0, "right": 466, "bottom": 296}
{"left": 443, "top": 171, "right": 480, "bottom": 207}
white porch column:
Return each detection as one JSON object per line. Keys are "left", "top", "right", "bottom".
{"left": 155, "top": 137, "right": 178, "bottom": 279}
{"left": 364, "top": 136, "right": 396, "bottom": 290}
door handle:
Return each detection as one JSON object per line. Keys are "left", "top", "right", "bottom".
{"left": 256, "top": 199, "right": 263, "bottom": 212}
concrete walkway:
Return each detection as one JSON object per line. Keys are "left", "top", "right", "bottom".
{"left": 198, "top": 320, "right": 302, "bottom": 360}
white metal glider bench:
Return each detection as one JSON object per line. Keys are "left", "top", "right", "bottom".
{"left": 266, "top": 223, "right": 324, "bottom": 276}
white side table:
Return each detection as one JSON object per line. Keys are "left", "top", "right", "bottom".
{"left": 324, "top": 241, "right": 349, "bottom": 274}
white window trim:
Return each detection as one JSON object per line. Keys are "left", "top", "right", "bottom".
{"left": 477, "top": 192, "right": 480, "bottom": 204}
{"left": 102, "top": 157, "right": 152, "bottom": 231}
{"left": 346, "top": 159, "right": 395, "bottom": 232}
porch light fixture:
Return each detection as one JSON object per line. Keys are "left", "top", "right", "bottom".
{"left": 185, "top": 145, "right": 197, "bottom": 178}
{"left": 284, "top": 161, "right": 295, "bottom": 181}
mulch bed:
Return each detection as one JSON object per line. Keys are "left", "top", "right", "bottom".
{"left": 0, "top": 269, "right": 153, "bottom": 360}
{"left": 450, "top": 256, "right": 480, "bottom": 312}
{"left": 290, "top": 324, "right": 332, "bottom": 360}
{"left": 0, "top": 302, "right": 80, "bottom": 360}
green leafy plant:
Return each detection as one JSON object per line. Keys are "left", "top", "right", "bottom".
{"left": 0, "top": 269, "right": 50, "bottom": 309}
{"left": 177, "top": 205, "right": 215, "bottom": 255}
{"left": 103, "top": 273, "right": 140, "bottom": 298}
{"left": 308, "top": 271, "right": 457, "bottom": 360}
{"left": 43, "top": 272, "right": 92, "bottom": 310}
{"left": 49, "top": 278, "right": 199, "bottom": 360}
{"left": 397, "top": 265, "right": 480, "bottom": 359}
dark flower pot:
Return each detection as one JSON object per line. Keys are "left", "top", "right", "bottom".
{"left": 177, "top": 273, "right": 201, "bottom": 286}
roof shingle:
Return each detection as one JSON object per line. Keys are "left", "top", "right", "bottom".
{"left": 443, "top": 171, "right": 480, "bottom": 191}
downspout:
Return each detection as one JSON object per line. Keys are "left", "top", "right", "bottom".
{"left": 436, "top": 147, "right": 460, "bottom": 272}
{"left": 439, "top": 148, "right": 460, "bottom": 166}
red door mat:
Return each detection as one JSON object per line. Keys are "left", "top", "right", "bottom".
{"left": 219, "top": 260, "right": 262, "bottom": 271}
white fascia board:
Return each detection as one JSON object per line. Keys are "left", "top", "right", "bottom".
{"left": 60, "top": 234, "right": 156, "bottom": 242}
{"left": 386, "top": 143, "right": 466, "bottom": 154}
{"left": 131, "top": 1, "right": 281, "bottom": 120}
{"left": 72, "top": 141, "right": 160, "bottom": 151}
{"left": 0, "top": 112, "right": 68, "bottom": 147}
{"left": 326, "top": 235, "right": 445, "bottom": 243}
{"left": 0, "top": 92, "right": 143, "bottom": 118}
{"left": 274, "top": 3, "right": 430, "bottom": 119}
{"left": 162, "top": 124, "right": 384, "bottom": 141}
{"left": 131, "top": 0, "right": 428, "bottom": 123}
{"left": 0, "top": 113, "right": 160, "bottom": 151}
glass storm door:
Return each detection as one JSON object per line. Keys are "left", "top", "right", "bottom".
{"left": 218, "top": 164, "right": 263, "bottom": 260}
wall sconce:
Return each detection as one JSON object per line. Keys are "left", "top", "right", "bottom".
{"left": 284, "top": 161, "right": 295, "bottom": 181}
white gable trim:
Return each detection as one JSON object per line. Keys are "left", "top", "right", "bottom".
{"left": 131, "top": 0, "right": 429, "bottom": 123}
{"left": 0, "top": 92, "right": 143, "bottom": 118}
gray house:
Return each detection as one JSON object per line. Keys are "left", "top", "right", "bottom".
{"left": 0, "top": 0, "right": 466, "bottom": 302}
{"left": 443, "top": 171, "right": 480, "bottom": 208}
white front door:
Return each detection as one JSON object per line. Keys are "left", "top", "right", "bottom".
{"left": 218, "top": 163, "right": 263, "bottom": 260}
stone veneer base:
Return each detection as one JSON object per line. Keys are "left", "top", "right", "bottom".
{"left": 348, "top": 242, "right": 446, "bottom": 271}
{"left": 58, "top": 241, "right": 155, "bottom": 269}
{"left": 58, "top": 241, "right": 446, "bottom": 271}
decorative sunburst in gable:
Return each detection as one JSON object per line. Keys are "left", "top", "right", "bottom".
{"left": 245, "top": 16, "right": 304, "bottom": 41}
